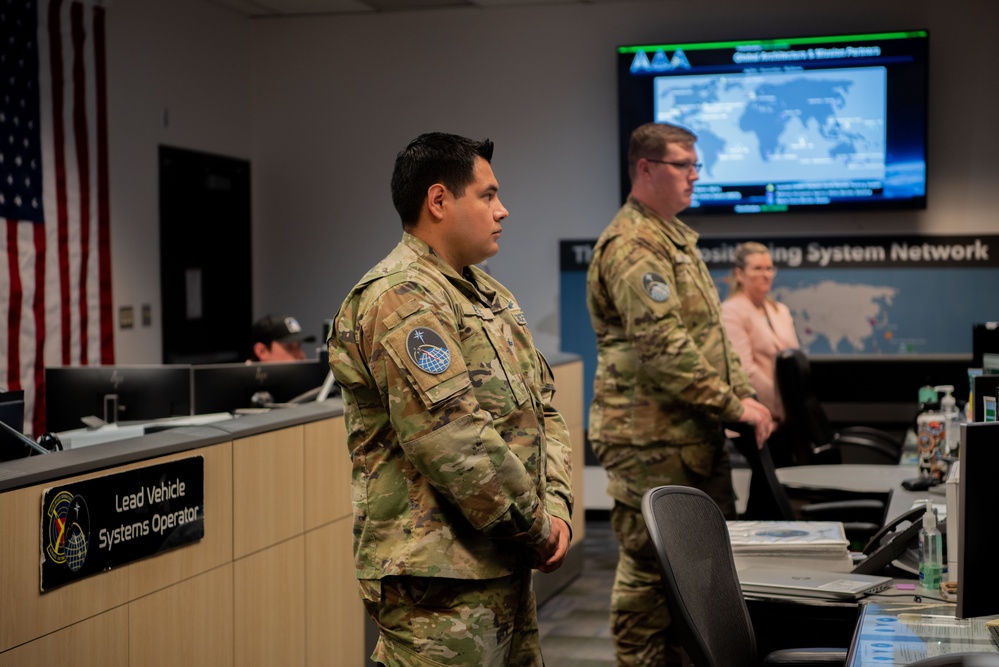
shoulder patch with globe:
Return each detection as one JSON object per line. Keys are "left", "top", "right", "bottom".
{"left": 406, "top": 327, "right": 452, "bottom": 374}
{"left": 642, "top": 272, "right": 671, "bottom": 302}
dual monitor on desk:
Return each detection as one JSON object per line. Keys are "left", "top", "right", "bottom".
{"left": 44, "top": 356, "right": 334, "bottom": 433}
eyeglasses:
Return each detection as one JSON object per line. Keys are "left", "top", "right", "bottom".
{"left": 646, "top": 159, "right": 703, "bottom": 174}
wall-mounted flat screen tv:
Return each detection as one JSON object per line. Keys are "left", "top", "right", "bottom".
{"left": 617, "top": 30, "right": 928, "bottom": 215}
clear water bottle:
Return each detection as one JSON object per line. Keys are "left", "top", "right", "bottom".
{"left": 918, "top": 503, "right": 943, "bottom": 590}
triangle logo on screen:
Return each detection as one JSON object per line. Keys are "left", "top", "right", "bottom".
{"left": 631, "top": 48, "right": 691, "bottom": 74}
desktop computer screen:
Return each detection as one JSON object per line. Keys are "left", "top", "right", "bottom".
{"left": 981, "top": 353, "right": 999, "bottom": 376}
{"left": 957, "top": 421, "right": 999, "bottom": 619}
{"left": 45, "top": 365, "right": 193, "bottom": 432}
{"left": 0, "top": 390, "right": 30, "bottom": 462}
{"left": 972, "top": 322, "right": 999, "bottom": 369}
{"left": 971, "top": 375, "right": 999, "bottom": 422}
{"left": 191, "top": 358, "right": 329, "bottom": 415}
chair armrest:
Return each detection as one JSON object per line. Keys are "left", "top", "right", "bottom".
{"left": 763, "top": 647, "right": 847, "bottom": 665}
{"left": 811, "top": 444, "right": 843, "bottom": 465}
{"left": 798, "top": 499, "right": 885, "bottom": 545}
{"left": 837, "top": 425, "right": 901, "bottom": 448}
{"left": 799, "top": 499, "right": 885, "bottom": 522}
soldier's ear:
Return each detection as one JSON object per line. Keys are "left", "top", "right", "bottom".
{"left": 637, "top": 157, "right": 655, "bottom": 180}
{"left": 427, "top": 184, "right": 446, "bottom": 221}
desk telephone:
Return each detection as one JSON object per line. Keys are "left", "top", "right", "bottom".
{"left": 852, "top": 504, "right": 944, "bottom": 576}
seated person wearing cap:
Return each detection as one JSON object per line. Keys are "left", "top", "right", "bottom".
{"left": 250, "top": 314, "right": 316, "bottom": 362}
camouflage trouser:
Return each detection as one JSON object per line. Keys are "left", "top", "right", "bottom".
{"left": 605, "top": 442, "right": 736, "bottom": 667}
{"left": 358, "top": 570, "right": 543, "bottom": 667}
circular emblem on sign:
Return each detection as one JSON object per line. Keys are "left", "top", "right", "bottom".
{"left": 407, "top": 327, "right": 451, "bottom": 374}
{"left": 642, "top": 272, "right": 670, "bottom": 302}
{"left": 46, "top": 491, "right": 91, "bottom": 572}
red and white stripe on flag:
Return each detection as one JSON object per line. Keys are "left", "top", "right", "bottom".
{"left": 1, "top": 0, "right": 113, "bottom": 438}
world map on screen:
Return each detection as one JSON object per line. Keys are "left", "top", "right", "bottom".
{"left": 772, "top": 280, "right": 898, "bottom": 353}
{"left": 654, "top": 67, "right": 888, "bottom": 184}
{"left": 708, "top": 269, "right": 999, "bottom": 355}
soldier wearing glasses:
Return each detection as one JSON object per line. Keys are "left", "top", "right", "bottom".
{"left": 586, "top": 122, "right": 774, "bottom": 666}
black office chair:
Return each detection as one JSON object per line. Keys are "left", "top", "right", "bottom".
{"left": 641, "top": 485, "right": 848, "bottom": 666}
{"left": 775, "top": 349, "right": 904, "bottom": 466}
{"left": 727, "top": 423, "right": 884, "bottom": 545}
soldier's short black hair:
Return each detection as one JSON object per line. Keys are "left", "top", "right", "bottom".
{"left": 391, "top": 133, "right": 494, "bottom": 228}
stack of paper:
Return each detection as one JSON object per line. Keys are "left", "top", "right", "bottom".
{"left": 726, "top": 520, "right": 853, "bottom": 573}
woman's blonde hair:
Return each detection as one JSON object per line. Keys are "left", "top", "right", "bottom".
{"left": 728, "top": 241, "right": 774, "bottom": 302}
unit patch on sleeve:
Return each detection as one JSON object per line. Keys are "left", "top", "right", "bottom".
{"left": 406, "top": 327, "right": 452, "bottom": 374}
{"left": 642, "top": 272, "right": 670, "bottom": 302}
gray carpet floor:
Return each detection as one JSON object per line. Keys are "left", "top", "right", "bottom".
{"left": 537, "top": 520, "right": 619, "bottom": 667}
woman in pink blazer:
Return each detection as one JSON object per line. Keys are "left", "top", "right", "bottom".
{"left": 721, "top": 242, "right": 800, "bottom": 423}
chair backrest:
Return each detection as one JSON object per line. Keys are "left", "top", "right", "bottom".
{"left": 641, "top": 486, "right": 758, "bottom": 667}
{"left": 775, "top": 348, "right": 838, "bottom": 462}
{"left": 776, "top": 349, "right": 903, "bottom": 466}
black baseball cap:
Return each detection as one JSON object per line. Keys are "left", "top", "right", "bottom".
{"left": 251, "top": 314, "right": 317, "bottom": 346}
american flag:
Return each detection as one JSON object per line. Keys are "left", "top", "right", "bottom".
{"left": 0, "top": 0, "right": 113, "bottom": 437}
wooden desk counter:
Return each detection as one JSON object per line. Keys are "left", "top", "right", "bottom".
{"left": 0, "top": 400, "right": 364, "bottom": 667}
{"left": 0, "top": 356, "right": 585, "bottom": 666}
{"left": 777, "top": 464, "right": 919, "bottom": 496}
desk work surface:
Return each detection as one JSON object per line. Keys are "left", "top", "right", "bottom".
{"left": 847, "top": 602, "right": 999, "bottom": 666}
{"left": 776, "top": 464, "right": 918, "bottom": 494}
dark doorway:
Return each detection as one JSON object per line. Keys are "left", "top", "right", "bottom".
{"left": 159, "top": 146, "right": 251, "bottom": 363}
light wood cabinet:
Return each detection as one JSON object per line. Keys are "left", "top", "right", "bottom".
{"left": 233, "top": 425, "right": 305, "bottom": 558}
{"left": 0, "top": 357, "right": 584, "bottom": 665}
{"left": 306, "top": 516, "right": 365, "bottom": 667}
{"left": 235, "top": 537, "right": 307, "bottom": 667}
{"left": 0, "top": 415, "right": 363, "bottom": 665}
{"left": 0, "top": 606, "right": 128, "bottom": 667}
{"left": 551, "top": 359, "right": 586, "bottom": 542}
{"left": 129, "top": 564, "right": 235, "bottom": 667}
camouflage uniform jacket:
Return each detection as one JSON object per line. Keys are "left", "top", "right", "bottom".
{"left": 586, "top": 197, "right": 754, "bottom": 496}
{"left": 330, "top": 232, "right": 573, "bottom": 581}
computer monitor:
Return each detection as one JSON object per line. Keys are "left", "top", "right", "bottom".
{"left": 191, "top": 358, "right": 329, "bottom": 415}
{"left": 45, "top": 365, "right": 193, "bottom": 432}
{"left": 956, "top": 421, "right": 999, "bottom": 618}
{"left": 972, "top": 322, "right": 999, "bottom": 369}
{"left": 0, "top": 390, "right": 53, "bottom": 460}
{"left": 1, "top": 391, "right": 29, "bottom": 461}
{"left": 971, "top": 375, "right": 999, "bottom": 422}
{"left": 982, "top": 353, "right": 999, "bottom": 376}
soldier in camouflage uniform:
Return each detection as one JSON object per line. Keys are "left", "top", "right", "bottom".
{"left": 586, "top": 122, "right": 774, "bottom": 666}
{"left": 329, "top": 133, "right": 573, "bottom": 667}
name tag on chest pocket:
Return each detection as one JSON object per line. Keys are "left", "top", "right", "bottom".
{"left": 459, "top": 304, "right": 531, "bottom": 416}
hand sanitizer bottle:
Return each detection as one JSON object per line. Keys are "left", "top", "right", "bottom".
{"left": 935, "top": 385, "right": 960, "bottom": 456}
{"left": 918, "top": 503, "right": 943, "bottom": 590}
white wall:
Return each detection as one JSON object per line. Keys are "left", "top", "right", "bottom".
{"left": 106, "top": 0, "right": 253, "bottom": 362}
{"left": 105, "top": 0, "right": 999, "bottom": 362}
